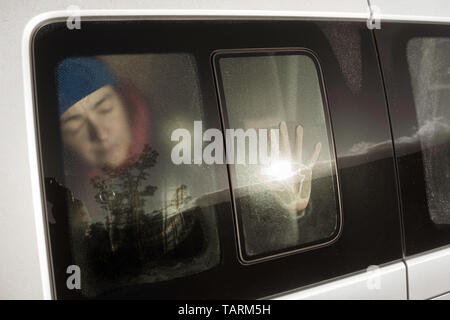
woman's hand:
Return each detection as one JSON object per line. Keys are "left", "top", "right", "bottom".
{"left": 265, "top": 121, "right": 321, "bottom": 218}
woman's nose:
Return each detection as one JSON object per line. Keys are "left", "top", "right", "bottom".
{"left": 87, "top": 118, "right": 109, "bottom": 142}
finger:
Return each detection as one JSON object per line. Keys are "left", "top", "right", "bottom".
{"left": 279, "top": 121, "right": 291, "bottom": 160}
{"left": 296, "top": 173, "right": 305, "bottom": 195}
{"left": 299, "top": 168, "right": 312, "bottom": 200}
{"left": 295, "top": 124, "right": 303, "bottom": 164}
{"left": 307, "top": 142, "right": 322, "bottom": 167}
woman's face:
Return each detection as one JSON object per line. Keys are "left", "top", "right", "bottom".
{"left": 60, "top": 85, "right": 133, "bottom": 168}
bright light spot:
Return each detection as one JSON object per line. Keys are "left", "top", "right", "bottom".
{"left": 261, "top": 160, "right": 295, "bottom": 180}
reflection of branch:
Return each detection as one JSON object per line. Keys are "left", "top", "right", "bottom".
{"left": 90, "top": 144, "right": 159, "bottom": 254}
{"left": 166, "top": 185, "right": 192, "bottom": 210}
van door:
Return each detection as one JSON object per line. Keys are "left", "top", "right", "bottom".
{"left": 375, "top": 22, "right": 450, "bottom": 300}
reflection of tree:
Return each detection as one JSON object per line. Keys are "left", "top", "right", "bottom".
{"left": 45, "top": 145, "right": 207, "bottom": 292}
{"left": 91, "top": 144, "right": 159, "bottom": 257}
{"left": 89, "top": 145, "right": 202, "bottom": 277}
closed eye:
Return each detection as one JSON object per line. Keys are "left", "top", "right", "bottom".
{"left": 62, "top": 114, "right": 82, "bottom": 124}
{"left": 97, "top": 104, "right": 113, "bottom": 114}
{"left": 62, "top": 116, "right": 84, "bottom": 133}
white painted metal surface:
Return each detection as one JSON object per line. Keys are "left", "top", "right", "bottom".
{"left": 433, "top": 292, "right": 450, "bottom": 300}
{"left": 271, "top": 262, "right": 407, "bottom": 300}
{"left": 406, "top": 245, "right": 450, "bottom": 300}
{"left": 2, "top": 0, "right": 448, "bottom": 300}
{"left": 371, "top": 0, "right": 450, "bottom": 23}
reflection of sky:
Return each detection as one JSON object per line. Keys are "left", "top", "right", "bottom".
{"left": 319, "top": 22, "right": 394, "bottom": 155}
{"left": 346, "top": 116, "right": 450, "bottom": 157}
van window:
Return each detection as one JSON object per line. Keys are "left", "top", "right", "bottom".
{"left": 407, "top": 38, "right": 450, "bottom": 224}
{"left": 214, "top": 50, "right": 341, "bottom": 262}
{"left": 52, "top": 54, "right": 225, "bottom": 297}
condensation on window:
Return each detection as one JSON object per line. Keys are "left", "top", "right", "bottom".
{"left": 407, "top": 38, "right": 450, "bottom": 224}
{"left": 55, "top": 54, "right": 226, "bottom": 297}
{"left": 321, "top": 22, "right": 363, "bottom": 95}
{"left": 215, "top": 51, "right": 341, "bottom": 261}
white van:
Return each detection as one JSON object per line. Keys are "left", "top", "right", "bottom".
{"left": 1, "top": 0, "right": 449, "bottom": 299}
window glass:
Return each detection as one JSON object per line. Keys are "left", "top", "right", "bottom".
{"left": 53, "top": 54, "right": 224, "bottom": 297}
{"left": 407, "top": 38, "right": 450, "bottom": 224}
{"left": 214, "top": 51, "right": 341, "bottom": 261}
